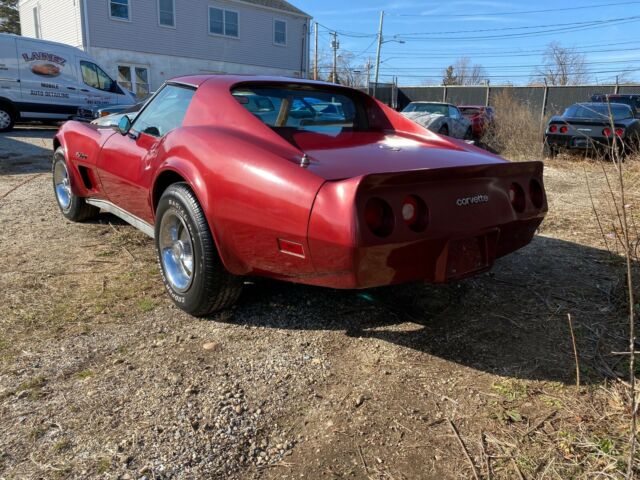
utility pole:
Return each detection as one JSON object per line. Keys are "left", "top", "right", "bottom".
{"left": 365, "top": 58, "right": 372, "bottom": 91}
{"left": 331, "top": 31, "right": 339, "bottom": 84}
{"left": 313, "top": 22, "right": 319, "bottom": 80}
{"left": 373, "top": 10, "right": 385, "bottom": 97}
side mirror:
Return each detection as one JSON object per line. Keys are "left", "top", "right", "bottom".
{"left": 118, "top": 115, "right": 132, "bottom": 136}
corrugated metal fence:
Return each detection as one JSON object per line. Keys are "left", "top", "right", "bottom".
{"left": 370, "top": 83, "right": 640, "bottom": 117}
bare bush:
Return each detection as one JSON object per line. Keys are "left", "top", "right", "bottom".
{"left": 482, "top": 90, "right": 543, "bottom": 160}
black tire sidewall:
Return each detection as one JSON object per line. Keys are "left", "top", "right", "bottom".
{"left": 0, "top": 105, "right": 15, "bottom": 133}
{"left": 155, "top": 186, "right": 210, "bottom": 313}
{"left": 439, "top": 124, "right": 449, "bottom": 135}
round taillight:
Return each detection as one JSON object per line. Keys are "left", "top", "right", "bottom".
{"left": 402, "top": 195, "right": 428, "bottom": 232}
{"left": 364, "top": 198, "right": 394, "bottom": 237}
{"left": 615, "top": 128, "right": 624, "bottom": 137}
{"left": 509, "top": 183, "right": 526, "bottom": 213}
{"left": 603, "top": 127, "right": 612, "bottom": 137}
{"left": 560, "top": 126, "right": 568, "bottom": 134}
{"left": 549, "top": 125, "right": 558, "bottom": 133}
{"left": 530, "top": 179, "right": 544, "bottom": 209}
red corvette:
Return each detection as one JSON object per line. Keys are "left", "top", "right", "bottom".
{"left": 52, "top": 75, "right": 547, "bottom": 316}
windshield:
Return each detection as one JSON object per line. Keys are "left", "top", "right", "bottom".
{"left": 403, "top": 103, "right": 449, "bottom": 115}
{"left": 232, "top": 86, "right": 362, "bottom": 135}
{"left": 564, "top": 104, "right": 633, "bottom": 120}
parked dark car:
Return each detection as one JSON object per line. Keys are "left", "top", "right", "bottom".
{"left": 591, "top": 94, "right": 640, "bottom": 118}
{"left": 459, "top": 105, "right": 495, "bottom": 139}
{"left": 544, "top": 102, "right": 640, "bottom": 157}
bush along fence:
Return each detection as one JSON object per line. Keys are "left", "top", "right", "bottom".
{"left": 367, "top": 83, "right": 640, "bottom": 118}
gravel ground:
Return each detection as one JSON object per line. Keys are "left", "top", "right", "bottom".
{"left": 0, "top": 126, "right": 637, "bottom": 479}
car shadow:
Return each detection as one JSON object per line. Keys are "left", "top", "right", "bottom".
{"left": 0, "top": 127, "right": 57, "bottom": 175}
{"left": 219, "top": 235, "right": 622, "bottom": 385}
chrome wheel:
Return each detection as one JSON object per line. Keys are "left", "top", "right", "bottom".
{"left": 159, "top": 212, "right": 194, "bottom": 293}
{"left": 0, "top": 110, "right": 11, "bottom": 130}
{"left": 53, "top": 160, "right": 72, "bottom": 210}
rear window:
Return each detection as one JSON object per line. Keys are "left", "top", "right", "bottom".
{"left": 564, "top": 103, "right": 633, "bottom": 120}
{"left": 232, "top": 85, "right": 364, "bottom": 135}
{"left": 459, "top": 107, "right": 482, "bottom": 116}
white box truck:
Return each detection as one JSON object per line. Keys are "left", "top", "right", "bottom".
{"left": 0, "top": 33, "right": 136, "bottom": 132}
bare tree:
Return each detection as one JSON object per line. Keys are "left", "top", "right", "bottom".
{"left": 442, "top": 57, "right": 487, "bottom": 86}
{"left": 318, "top": 50, "right": 369, "bottom": 88}
{"left": 535, "top": 42, "right": 589, "bottom": 86}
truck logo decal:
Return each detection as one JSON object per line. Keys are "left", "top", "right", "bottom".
{"left": 456, "top": 194, "right": 489, "bottom": 207}
{"left": 22, "top": 52, "right": 67, "bottom": 78}
{"left": 22, "top": 52, "right": 67, "bottom": 66}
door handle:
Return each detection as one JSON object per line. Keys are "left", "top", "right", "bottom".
{"left": 67, "top": 86, "right": 76, "bottom": 90}
{"left": 81, "top": 89, "right": 90, "bottom": 93}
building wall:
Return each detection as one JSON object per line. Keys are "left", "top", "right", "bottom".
{"left": 85, "top": 0, "right": 308, "bottom": 75}
{"left": 89, "top": 46, "right": 304, "bottom": 92}
{"left": 19, "top": 0, "right": 84, "bottom": 48}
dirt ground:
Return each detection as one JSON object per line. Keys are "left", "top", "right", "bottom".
{"left": 0, "top": 127, "right": 638, "bottom": 479}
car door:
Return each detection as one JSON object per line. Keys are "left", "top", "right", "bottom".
{"left": 96, "top": 84, "right": 196, "bottom": 223}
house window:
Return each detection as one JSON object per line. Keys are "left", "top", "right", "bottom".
{"left": 33, "top": 7, "right": 41, "bottom": 38}
{"left": 110, "top": 0, "right": 130, "bottom": 21}
{"left": 208, "top": 7, "right": 239, "bottom": 37}
{"left": 274, "top": 20, "right": 286, "bottom": 45}
{"left": 158, "top": 0, "right": 175, "bottom": 27}
{"left": 118, "top": 65, "right": 150, "bottom": 99}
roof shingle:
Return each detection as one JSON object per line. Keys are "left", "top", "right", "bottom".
{"left": 239, "top": 0, "right": 310, "bottom": 17}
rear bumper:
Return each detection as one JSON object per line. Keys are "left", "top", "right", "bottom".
{"left": 545, "top": 134, "right": 614, "bottom": 150}
{"left": 297, "top": 217, "right": 542, "bottom": 289}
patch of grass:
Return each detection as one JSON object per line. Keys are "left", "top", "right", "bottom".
{"left": 18, "top": 375, "right": 47, "bottom": 399}
{"left": 74, "top": 369, "right": 94, "bottom": 380}
{"left": 136, "top": 297, "right": 155, "bottom": 313}
{"left": 96, "top": 250, "right": 117, "bottom": 258}
{"left": 492, "top": 379, "right": 528, "bottom": 402}
{"left": 52, "top": 438, "right": 72, "bottom": 454}
{"left": 29, "top": 425, "right": 47, "bottom": 441}
{"left": 96, "top": 457, "right": 111, "bottom": 474}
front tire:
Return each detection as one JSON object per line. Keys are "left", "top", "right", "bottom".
{"left": 543, "top": 142, "right": 557, "bottom": 159}
{"left": 52, "top": 148, "right": 99, "bottom": 221}
{"left": 0, "top": 104, "right": 16, "bottom": 133}
{"left": 155, "top": 183, "right": 242, "bottom": 316}
{"left": 438, "top": 124, "right": 449, "bottom": 136}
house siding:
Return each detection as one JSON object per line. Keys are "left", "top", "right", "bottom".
{"left": 85, "top": 0, "right": 308, "bottom": 73}
{"left": 19, "top": 0, "right": 84, "bottom": 49}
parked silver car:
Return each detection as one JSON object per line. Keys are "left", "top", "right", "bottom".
{"left": 402, "top": 102, "right": 473, "bottom": 140}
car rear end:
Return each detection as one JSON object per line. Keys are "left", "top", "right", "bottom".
{"left": 306, "top": 161, "right": 546, "bottom": 289}
{"left": 545, "top": 120, "right": 626, "bottom": 151}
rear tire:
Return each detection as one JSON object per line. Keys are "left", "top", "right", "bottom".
{"left": 52, "top": 148, "right": 99, "bottom": 221}
{"left": 543, "top": 142, "right": 557, "bottom": 159}
{"left": 0, "top": 103, "right": 16, "bottom": 133}
{"left": 463, "top": 127, "right": 473, "bottom": 140}
{"left": 155, "top": 183, "right": 242, "bottom": 316}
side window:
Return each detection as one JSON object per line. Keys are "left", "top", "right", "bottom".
{"left": 449, "top": 106, "right": 461, "bottom": 119}
{"left": 110, "top": 0, "right": 130, "bottom": 21}
{"left": 81, "top": 61, "right": 118, "bottom": 93}
{"left": 132, "top": 85, "right": 195, "bottom": 137}
{"left": 274, "top": 20, "right": 286, "bottom": 45}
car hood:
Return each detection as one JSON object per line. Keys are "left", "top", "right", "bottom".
{"left": 287, "top": 131, "right": 505, "bottom": 180}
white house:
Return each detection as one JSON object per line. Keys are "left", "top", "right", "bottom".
{"left": 19, "top": 0, "right": 311, "bottom": 98}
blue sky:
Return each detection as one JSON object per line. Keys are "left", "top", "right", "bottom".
{"left": 293, "top": 0, "right": 640, "bottom": 85}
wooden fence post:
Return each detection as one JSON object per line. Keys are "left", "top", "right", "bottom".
{"left": 540, "top": 80, "right": 549, "bottom": 128}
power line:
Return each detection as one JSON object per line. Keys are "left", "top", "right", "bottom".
{"left": 397, "top": 15, "right": 640, "bottom": 37}
{"left": 376, "top": 59, "right": 640, "bottom": 72}
{"left": 391, "top": 1, "right": 640, "bottom": 18}
{"left": 369, "top": 67, "right": 640, "bottom": 79}
{"left": 394, "top": 17, "right": 640, "bottom": 41}
{"left": 379, "top": 46, "right": 640, "bottom": 60}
